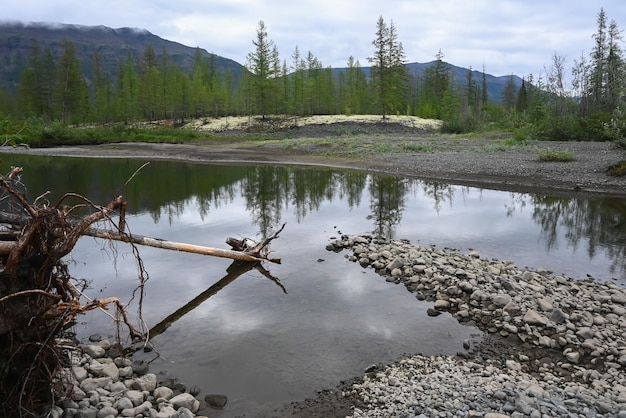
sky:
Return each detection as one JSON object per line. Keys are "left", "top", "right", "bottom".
{"left": 3, "top": 0, "right": 626, "bottom": 79}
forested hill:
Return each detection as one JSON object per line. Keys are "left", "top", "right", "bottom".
{"left": 347, "top": 63, "right": 523, "bottom": 104}
{"left": 1, "top": 21, "right": 522, "bottom": 102}
{"left": 0, "top": 21, "right": 245, "bottom": 91}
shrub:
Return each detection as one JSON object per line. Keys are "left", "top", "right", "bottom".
{"left": 607, "top": 160, "right": 626, "bottom": 177}
{"left": 537, "top": 148, "right": 575, "bottom": 162}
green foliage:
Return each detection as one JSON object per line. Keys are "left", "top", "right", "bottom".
{"left": 606, "top": 160, "right": 626, "bottom": 176}
{"left": 402, "top": 143, "right": 433, "bottom": 153}
{"left": 536, "top": 148, "right": 575, "bottom": 162}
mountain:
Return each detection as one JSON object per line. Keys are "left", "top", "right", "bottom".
{"left": 0, "top": 21, "right": 245, "bottom": 92}
{"left": 0, "top": 21, "right": 522, "bottom": 104}
{"left": 334, "top": 62, "right": 523, "bottom": 104}
{"left": 407, "top": 61, "right": 523, "bottom": 104}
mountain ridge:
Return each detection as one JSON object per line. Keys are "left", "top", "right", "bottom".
{"left": 0, "top": 21, "right": 523, "bottom": 103}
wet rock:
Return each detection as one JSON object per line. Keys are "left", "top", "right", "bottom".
{"left": 171, "top": 393, "right": 200, "bottom": 412}
{"left": 205, "top": 393, "right": 228, "bottom": 408}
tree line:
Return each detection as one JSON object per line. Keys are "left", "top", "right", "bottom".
{"left": 0, "top": 9, "right": 625, "bottom": 143}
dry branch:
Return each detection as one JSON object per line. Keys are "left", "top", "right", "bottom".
{"left": 84, "top": 227, "right": 282, "bottom": 263}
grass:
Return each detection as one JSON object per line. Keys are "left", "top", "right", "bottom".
{"left": 536, "top": 148, "right": 575, "bottom": 162}
{"left": 402, "top": 143, "right": 434, "bottom": 153}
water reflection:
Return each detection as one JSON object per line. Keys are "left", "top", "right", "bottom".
{"left": 1, "top": 153, "right": 624, "bottom": 281}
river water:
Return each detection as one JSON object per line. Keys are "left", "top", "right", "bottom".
{"left": 1, "top": 154, "right": 624, "bottom": 416}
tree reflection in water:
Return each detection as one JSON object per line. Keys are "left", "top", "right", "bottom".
{"left": 1, "top": 152, "right": 623, "bottom": 280}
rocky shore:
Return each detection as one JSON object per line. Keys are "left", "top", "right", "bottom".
{"left": 325, "top": 234, "right": 626, "bottom": 417}
{"left": 49, "top": 336, "right": 226, "bottom": 418}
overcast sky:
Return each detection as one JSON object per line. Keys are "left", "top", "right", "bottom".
{"left": 4, "top": 1, "right": 626, "bottom": 78}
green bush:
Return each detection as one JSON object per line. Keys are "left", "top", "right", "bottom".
{"left": 537, "top": 148, "right": 575, "bottom": 162}
{"left": 607, "top": 160, "right": 626, "bottom": 176}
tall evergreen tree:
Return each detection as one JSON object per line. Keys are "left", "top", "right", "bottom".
{"left": 368, "top": 16, "right": 407, "bottom": 118}
{"left": 246, "top": 20, "right": 278, "bottom": 118}
{"left": 56, "top": 39, "right": 87, "bottom": 124}
{"left": 92, "top": 50, "right": 113, "bottom": 123}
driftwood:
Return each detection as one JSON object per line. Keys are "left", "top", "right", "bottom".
{"left": 0, "top": 166, "right": 286, "bottom": 417}
{"left": 85, "top": 223, "right": 285, "bottom": 264}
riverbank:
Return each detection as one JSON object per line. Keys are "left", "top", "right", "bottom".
{"left": 5, "top": 119, "right": 625, "bottom": 416}
{"left": 327, "top": 235, "right": 626, "bottom": 417}
{"left": 52, "top": 234, "right": 626, "bottom": 417}
{"left": 2, "top": 118, "right": 625, "bottom": 197}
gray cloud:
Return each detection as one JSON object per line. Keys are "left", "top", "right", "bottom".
{"left": 4, "top": 0, "right": 625, "bottom": 77}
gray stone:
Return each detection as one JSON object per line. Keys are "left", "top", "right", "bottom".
{"left": 156, "top": 405, "right": 176, "bottom": 418}
{"left": 612, "top": 292, "right": 626, "bottom": 305}
{"left": 576, "top": 327, "right": 595, "bottom": 340}
{"left": 80, "top": 344, "right": 106, "bottom": 359}
{"left": 131, "top": 360, "right": 149, "bottom": 376}
{"left": 537, "top": 297, "right": 553, "bottom": 311}
{"left": 99, "top": 362, "right": 119, "bottom": 379}
{"left": 565, "top": 351, "right": 581, "bottom": 364}
{"left": 125, "top": 389, "right": 144, "bottom": 406}
{"left": 523, "top": 309, "right": 549, "bottom": 326}
{"left": 72, "top": 366, "right": 88, "bottom": 382}
{"left": 80, "top": 377, "right": 111, "bottom": 392}
{"left": 205, "top": 393, "right": 228, "bottom": 409}
{"left": 386, "top": 257, "right": 405, "bottom": 270}
{"left": 170, "top": 393, "right": 199, "bottom": 412}
{"left": 132, "top": 373, "right": 157, "bottom": 392}
{"left": 116, "top": 397, "right": 133, "bottom": 410}
{"left": 492, "top": 294, "right": 512, "bottom": 307}
{"left": 96, "top": 406, "right": 117, "bottom": 418}
{"left": 434, "top": 299, "right": 450, "bottom": 309}
{"left": 154, "top": 386, "right": 174, "bottom": 401}
{"left": 173, "top": 407, "right": 195, "bottom": 418}
{"left": 550, "top": 308, "right": 566, "bottom": 324}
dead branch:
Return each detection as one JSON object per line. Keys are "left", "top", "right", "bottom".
{"left": 85, "top": 226, "right": 283, "bottom": 264}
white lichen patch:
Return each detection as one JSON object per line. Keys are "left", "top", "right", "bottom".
{"left": 184, "top": 114, "right": 442, "bottom": 132}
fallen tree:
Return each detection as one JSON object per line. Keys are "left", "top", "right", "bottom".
{"left": 0, "top": 166, "right": 285, "bottom": 417}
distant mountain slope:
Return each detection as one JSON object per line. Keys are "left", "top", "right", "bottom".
{"left": 0, "top": 21, "right": 522, "bottom": 104}
{"left": 335, "top": 62, "right": 523, "bottom": 104}
{"left": 0, "top": 21, "right": 245, "bottom": 91}
{"left": 407, "top": 61, "right": 523, "bottom": 104}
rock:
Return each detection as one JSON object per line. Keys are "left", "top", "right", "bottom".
{"left": 612, "top": 292, "right": 626, "bottom": 305}
{"left": 131, "top": 360, "right": 149, "bottom": 376}
{"left": 132, "top": 373, "right": 157, "bottom": 392}
{"left": 171, "top": 393, "right": 199, "bottom": 412}
{"left": 550, "top": 308, "right": 566, "bottom": 324}
{"left": 522, "top": 309, "right": 549, "bottom": 326}
{"left": 426, "top": 308, "right": 441, "bottom": 317}
{"left": 434, "top": 299, "right": 450, "bottom": 310}
{"left": 154, "top": 386, "right": 174, "bottom": 401}
{"left": 72, "top": 366, "right": 88, "bottom": 382}
{"left": 576, "top": 327, "right": 595, "bottom": 340}
{"left": 565, "top": 351, "right": 581, "bottom": 364}
{"left": 492, "top": 294, "right": 512, "bottom": 307}
{"left": 80, "top": 344, "right": 106, "bottom": 358}
{"left": 125, "top": 390, "right": 144, "bottom": 406}
{"left": 205, "top": 393, "right": 228, "bottom": 409}
{"left": 537, "top": 297, "right": 553, "bottom": 311}
{"left": 80, "top": 377, "right": 111, "bottom": 392}
{"left": 96, "top": 406, "right": 117, "bottom": 418}
{"left": 172, "top": 407, "right": 195, "bottom": 418}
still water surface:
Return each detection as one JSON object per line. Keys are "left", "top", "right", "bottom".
{"left": 2, "top": 154, "right": 625, "bottom": 416}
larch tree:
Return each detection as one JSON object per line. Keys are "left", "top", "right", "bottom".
{"left": 368, "top": 16, "right": 407, "bottom": 118}
{"left": 56, "top": 39, "right": 87, "bottom": 124}
{"left": 247, "top": 20, "right": 279, "bottom": 119}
